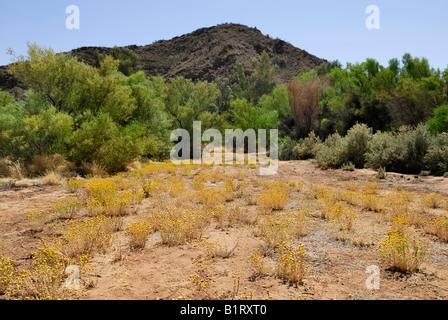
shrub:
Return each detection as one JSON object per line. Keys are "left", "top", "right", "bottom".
{"left": 376, "top": 166, "right": 387, "bottom": 179}
{"left": 52, "top": 197, "right": 83, "bottom": 220}
{"left": 426, "top": 105, "right": 448, "bottom": 134}
{"left": 0, "top": 158, "right": 11, "bottom": 177}
{"left": 41, "top": 171, "right": 63, "bottom": 185}
{"left": 126, "top": 220, "right": 152, "bottom": 249}
{"left": 377, "top": 229, "right": 429, "bottom": 273}
{"left": 63, "top": 215, "right": 114, "bottom": 258}
{"left": 391, "top": 125, "right": 432, "bottom": 174}
{"left": 341, "top": 123, "right": 372, "bottom": 168}
{"left": 0, "top": 246, "right": 14, "bottom": 295}
{"left": 365, "top": 131, "right": 396, "bottom": 169}
{"left": 423, "top": 133, "right": 448, "bottom": 175}
{"left": 28, "top": 154, "right": 72, "bottom": 177}
{"left": 148, "top": 208, "right": 209, "bottom": 246}
{"left": 11, "top": 241, "right": 72, "bottom": 300}
{"left": 314, "top": 132, "right": 345, "bottom": 169}
{"left": 292, "top": 131, "right": 322, "bottom": 160}
{"left": 341, "top": 162, "right": 355, "bottom": 171}
{"left": 257, "top": 192, "right": 289, "bottom": 212}
{"left": 278, "top": 137, "right": 297, "bottom": 161}
{"left": 275, "top": 242, "right": 309, "bottom": 286}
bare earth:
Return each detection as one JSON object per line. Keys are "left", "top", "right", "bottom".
{"left": 1, "top": 160, "right": 448, "bottom": 300}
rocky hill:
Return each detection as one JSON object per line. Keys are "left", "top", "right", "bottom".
{"left": 0, "top": 23, "right": 326, "bottom": 91}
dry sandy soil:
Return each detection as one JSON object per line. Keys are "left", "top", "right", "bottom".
{"left": 1, "top": 160, "right": 448, "bottom": 300}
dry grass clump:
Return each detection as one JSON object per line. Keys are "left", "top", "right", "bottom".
{"left": 28, "top": 154, "right": 75, "bottom": 177}
{"left": 7, "top": 239, "right": 88, "bottom": 300}
{"left": 62, "top": 215, "right": 115, "bottom": 259}
{"left": 41, "top": 170, "right": 63, "bottom": 185}
{"left": 85, "top": 178, "right": 144, "bottom": 216}
{"left": 52, "top": 197, "right": 83, "bottom": 220}
{"left": 256, "top": 210, "right": 310, "bottom": 255}
{"left": 196, "top": 187, "right": 225, "bottom": 210}
{"left": 257, "top": 192, "right": 289, "bottom": 212}
{"left": 25, "top": 210, "right": 51, "bottom": 232}
{"left": 275, "top": 242, "right": 309, "bottom": 286}
{"left": 81, "top": 161, "right": 106, "bottom": 177}
{"left": 0, "top": 158, "right": 12, "bottom": 177}
{"left": 126, "top": 220, "right": 152, "bottom": 249}
{"left": 424, "top": 215, "right": 448, "bottom": 242}
{"left": 65, "top": 178, "right": 87, "bottom": 193}
{"left": 377, "top": 219, "right": 429, "bottom": 273}
{"left": 148, "top": 207, "right": 210, "bottom": 246}
{"left": 418, "top": 193, "right": 444, "bottom": 210}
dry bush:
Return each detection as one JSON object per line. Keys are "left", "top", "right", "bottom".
{"left": 8, "top": 161, "right": 25, "bottom": 180}
{"left": 196, "top": 187, "right": 225, "bottom": 210}
{"left": 0, "top": 246, "right": 14, "bottom": 295}
{"left": 81, "top": 161, "right": 106, "bottom": 177}
{"left": 52, "top": 196, "right": 83, "bottom": 220}
{"left": 25, "top": 210, "right": 51, "bottom": 232}
{"left": 62, "top": 215, "right": 114, "bottom": 259}
{"left": 228, "top": 205, "right": 258, "bottom": 227}
{"left": 257, "top": 192, "right": 289, "bottom": 212}
{"left": 148, "top": 207, "right": 210, "bottom": 246}
{"left": 41, "top": 171, "right": 63, "bottom": 185}
{"left": 377, "top": 229, "right": 429, "bottom": 273}
{"left": 418, "top": 193, "right": 444, "bottom": 210}
{"left": 7, "top": 239, "right": 85, "bottom": 300}
{"left": 424, "top": 216, "right": 448, "bottom": 242}
{"left": 126, "top": 161, "right": 141, "bottom": 172}
{"left": 126, "top": 220, "right": 152, "bottom": 249}
{"left": 256, "top": 213, "right": 306, "bottom": 255}
{"left": 250, "top": 250, "right": 270, "bottom": 277}
{"left": 28, "top": 154, "right": 75, "bottom": 177}
{"left": 0, "top": 158, "right": 12, "bottom": 177}
{"left": 275, "top": 242, "right": 309, "bottom": 286}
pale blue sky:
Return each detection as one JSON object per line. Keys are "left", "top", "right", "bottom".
{"left": 1, "top": 0, "right": 447, "bottom": 70}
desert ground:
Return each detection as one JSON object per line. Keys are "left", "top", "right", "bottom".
{"left": 1, "top": 160, "right": 448, "bottom": 300}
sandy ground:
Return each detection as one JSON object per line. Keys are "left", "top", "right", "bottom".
{"left": 1, "top": 160, "right": 448, "bottom": 300}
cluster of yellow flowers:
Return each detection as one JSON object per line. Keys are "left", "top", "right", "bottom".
{"left": 65, "top": 179, "right": 87, "bottom": 193}
{"left": 148, "top": 208, "right": 209, "bottom": 246}
{"left": 24, "top": 210, "right": 51, "bottom": 231}
{"left": 85, "top": 178, "right": 144, "bottom": 216}
{"left": 52, "top": 196, "right": 83, "bottom": 220}
{"left": 7, "top": 239, "right": 78, "bottom": 300}
{"left": 189, "top": 274, "right": 210, "bottom": 294}
{"left": 427, "top": 215, "right": 448, "bottom": 241}
{"left": 126, "top": 220, "right": 152, "bottom": 249}
{"left": 418, "top": 193, "right": 444, "bottom": 210}
{"left": 196, "top": 187, "right": 225, "bottom": 209}
{"left": 377, "top": 221, "right": 429, "bottom": 273}
{"left": 0, "top": 246, "right": 14, "bottom": 295}
{"left": 257, "top": 192, "right": 289, "bottom": 212}
{"left": 276, "top": 242, "right": 309, "bottom": 286}
{"left": 63, "top": 215, "right": 114, "bottom": 259}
